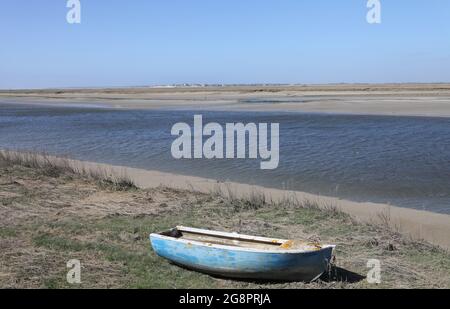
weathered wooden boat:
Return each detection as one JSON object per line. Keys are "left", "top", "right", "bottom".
{"left": 150, "top": 226, "right": 335, "bottom": 282}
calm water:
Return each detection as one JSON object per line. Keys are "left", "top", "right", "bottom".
{"left": 1, "top": 102, "right": 450, "bottom": 214}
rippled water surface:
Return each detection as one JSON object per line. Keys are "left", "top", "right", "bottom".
{"left": 1, "top": 102, "right": 450, "bottom": 214}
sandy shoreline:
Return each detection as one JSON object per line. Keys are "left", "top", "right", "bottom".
{"left": 2, "top": 84, "right": 450, "bottom": 117}
{"left": 4, "top": 151, "right": 449, "bottom": 250}
{"left": 2, "top": 151, "right": 449, "bottom": 288}
{"left": 57, "top": 158, "right": 450, "bottom": 251}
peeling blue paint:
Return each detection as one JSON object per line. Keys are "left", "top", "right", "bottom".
{"left": 150, "top": 234, "right": 334, "bottom": 282}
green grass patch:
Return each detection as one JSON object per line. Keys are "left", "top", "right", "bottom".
{"left": 0, "top": 226, "right": 18, "bottom": 238}
{"left": 33, "top": 234, "right": 89, "bottom": 252}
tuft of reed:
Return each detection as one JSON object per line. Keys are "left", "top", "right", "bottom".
{"left": 0, "top": 150, "right": 137, "bottom": 191}
{"left": 208, "top": 182, "right": 345, "bottom": 216}
{"left": 0, "top": 150, "right": 75, "bottom": 177}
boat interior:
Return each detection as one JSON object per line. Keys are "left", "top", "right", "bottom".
{"left": 159, "top": 226, "right": 322, "bottom": 251}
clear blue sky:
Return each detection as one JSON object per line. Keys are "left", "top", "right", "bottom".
{"left": 1, "top": 0, "right": 450, "bottom": 89}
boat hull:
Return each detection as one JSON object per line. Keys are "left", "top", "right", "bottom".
{"left": 150, "top": 234, "right": 334, "bottom": 282}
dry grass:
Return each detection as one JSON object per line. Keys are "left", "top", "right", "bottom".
{"left": 0, "top": 150, "right": 137, "bottom": 191}
{"left": 1, "top": 152, "right": 449, "bottom": 289}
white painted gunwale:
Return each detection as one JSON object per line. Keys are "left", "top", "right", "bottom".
{"left": 177, "top": 226, "right": 289, "bottom": 244}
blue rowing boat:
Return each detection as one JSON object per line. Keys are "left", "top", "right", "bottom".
{"left": 150, "top": 226, "right": 335, "bottom": 282}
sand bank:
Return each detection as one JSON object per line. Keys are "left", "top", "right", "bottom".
{"left": 2, "top": 84, "right": 450, "bottom": 117}
{"left": 2, "top": 150, "right": 449, "bottom": 249}
{"left": 3, "top": 153, "right": 449, "bottom": 288}
{"left": 64, "top": 158, "right": 450, "bottom": 251}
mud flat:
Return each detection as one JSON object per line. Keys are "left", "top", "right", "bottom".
{"left": 2, "top": 84, "right": 450, "bottom": 117}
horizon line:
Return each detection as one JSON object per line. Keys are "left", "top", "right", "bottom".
{"left": 2, "top": 81, "right": 450, "bottom": 92}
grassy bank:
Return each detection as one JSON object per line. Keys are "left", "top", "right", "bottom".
{"left": 0, "top": 151, "right": 449, "bottom": 288}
